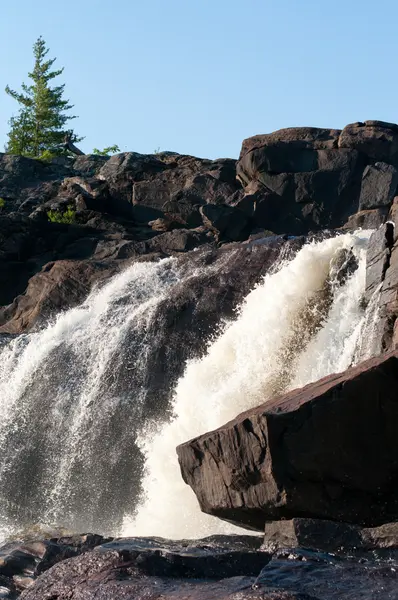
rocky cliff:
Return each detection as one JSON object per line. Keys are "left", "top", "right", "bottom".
{"left": 2, "top": 120, "right": 398, "bottom": 342}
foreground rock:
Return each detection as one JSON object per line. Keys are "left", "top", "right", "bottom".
{"left": 11, "top": 533, "right": 398, "bottom": 600}
{"left": 177, "top": 351, "right": 398, "bottom": 530}
{"left": 262, "top": 518, "right": 398, "bottom": 553}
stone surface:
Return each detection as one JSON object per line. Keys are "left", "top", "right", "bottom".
{"left": 18, "top": 536, "right": 319, "bottom": 600}
{"left": 339, "top": 121, "right": 398, "bottom": 164}
{"left": 343, "top": 207, "right": 388, "bottom": 230}
{"left": 200, "top": 203, "right": 251, "bottom": 242}
{"left": 177, "top": 351, "right": 398, "bottom": 530}
{"left": 359, "top": 162, "right": 398, "bottom": 210}
{"left": 262, "top": 518, "right": 398, "bottom": 552}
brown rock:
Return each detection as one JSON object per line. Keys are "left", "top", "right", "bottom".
{"left": 339, "top": 121, "right": 398, "bottom": 164}
{"left": 177, "top": 352, "right": 398, "bottom": 531}
{"left": 262, "top": 518, "right": 398, "bottom": 552}
{"left": 359, "top": 162, "right": 398, "bottom": 210}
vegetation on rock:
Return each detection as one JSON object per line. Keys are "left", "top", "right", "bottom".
{"left": 47, "top": 205, "right": 76, "bottom": 224}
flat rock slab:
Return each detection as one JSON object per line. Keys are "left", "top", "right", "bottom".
{"left": 262, "top": 518, "right": 398, "bottom": 553}
{"left": 177, "top": 352, "right": 398, "bottom": 530}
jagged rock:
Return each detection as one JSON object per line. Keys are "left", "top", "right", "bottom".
{"left": 0, "top": 533, "right": 108, "bottom": 597}
{"left": 177, "top": 351, "right": 398, "bottom": 530}
{"left": 359, "top": 162, "right": 398, "bottom": 210}
{"left": 262, "top": 518, "right": 398, "bottom": 552}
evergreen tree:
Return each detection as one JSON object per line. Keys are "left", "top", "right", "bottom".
{"left": 5, "top": 36, "right": 81, "bottom": 157}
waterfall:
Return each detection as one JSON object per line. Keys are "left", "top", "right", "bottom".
{"left": 0, "top": 230, "right": 374, "bottom": 542}
{"left": 127, "top": 230, "right": 373, "bottom": 539}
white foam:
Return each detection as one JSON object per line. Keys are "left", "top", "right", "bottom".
{"left": 127, "top": 231, "right": 373, "bottom": 539}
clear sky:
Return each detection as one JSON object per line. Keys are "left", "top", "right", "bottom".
{"left": 1, "top": 0, "right": 397, "bottom": 159}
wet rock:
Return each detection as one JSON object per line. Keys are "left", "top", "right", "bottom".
{"left": 359, "top": 162, "right": 398, "bottom": 210}
{"left": 177, "top": 351, "right": 398, "bottom": 530}
{"left": 19, "top": 536, "right": 318, "bottom": 600}
{"left": 364, "top": 222, "right": 394, "bottom": 302}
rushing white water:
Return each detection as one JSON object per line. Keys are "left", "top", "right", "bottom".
{"left": 0, "top": 229, "right": 376, "bottom": 542}
{"left": 0, "top": 258, "right": 183, "bottom": 538}
{"left": 127, "top": 230, "right": 373, "bottom": 539}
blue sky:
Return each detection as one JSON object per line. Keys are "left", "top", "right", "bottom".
{"left": 1, "top": 0, "right": 397, "bottom": 159}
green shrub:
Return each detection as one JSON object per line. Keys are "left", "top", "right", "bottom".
{"left": 38, "top": 149, "right": 58, "bottom": 162}
{"left": 47, "top": 205, "right": 76, "bottom": 224}
{"left": 92, "top": 145, "right": 120, "bottom": 156}
{"left": 0, "top": 198, "right": 5, "bottom": 212}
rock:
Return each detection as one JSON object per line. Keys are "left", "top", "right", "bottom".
{"left": 177, "top": 351, "right": 398, "bottom": 530}
{"left": 200, "top": 204, "right": 251, "bottom": 242}
{"left": 343, "top": 207, "right": 388, "bottom": 230}
{"left": 236, "top": 129, "right": 365, "bottom": 234}
{"left": 339, "top": 121, "right": 398, "bottom": 164}
{"left": 359, "top": 162, "right": 398, "bottom": 210}
{"left": 19, "top": 536, "right": 319, "bottom": 600}
{"left": 148, "top": 216, "right": 185, "bottom": 232}
{"left": 262, "top": 518, "right": 398, "bottom": 553}
{"left": 240, "top": 127, "right": 340, "bottom": 159}
{"left": 99, "top": 152, "right": 241, "bottom": 223}
{"left": 364, "top": 222, "right": 394, "bottom": 302}
{"left": 0, "top": 533, "right": 109, "bottom": 598}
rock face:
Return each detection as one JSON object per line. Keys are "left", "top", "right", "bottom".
{"left": 237, "top": 121, "right": 398, "bottom": 234}
{"left": 2, "top": 121, "right": 398, "bottom": 332}
{"left": 177, "top": 351, "right": 398, "bottom": 531}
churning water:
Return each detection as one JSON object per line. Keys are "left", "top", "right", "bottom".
{"left": 0, "top": 230, "right": 375, "bottom": 541}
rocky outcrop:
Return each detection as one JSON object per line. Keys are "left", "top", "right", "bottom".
{"left": 237, "top": 121, "right": 398, "bottom": 235}
{"left": 3, "top": 120, "right": 398, "bottom": 333}
{"left": 177, "top": 351, "right": 398, "bottom": 531}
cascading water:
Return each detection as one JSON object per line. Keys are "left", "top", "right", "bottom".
{"left": 0, "top": 229, "right": 375, "bottom": 542}
{"left": 127, "top": 230, "right": 373, "bottom": 539}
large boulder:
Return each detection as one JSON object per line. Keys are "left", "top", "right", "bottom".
{"left": 339, "top": 120, "right": 398, "bottom": 164}
{"left": 236, "top": 128, "right": 366, "bottom": 234}
{"left": 177, "top": 351, "right": 398, "bottom": 530}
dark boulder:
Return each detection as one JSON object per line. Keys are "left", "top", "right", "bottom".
{"left": 339, "top": 120, "right": 398, "bottom": 164}
{"left": 200, "top": 204, "right": 251, "bottom": 242}
{"left": 177, "top": 351, "right": 398, "bottom": 530}
{"left": 359, "top": 162, "right": 398, "bottom": 210}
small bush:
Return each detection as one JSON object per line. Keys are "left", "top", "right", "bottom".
{"left": 47, "top": 205, "right": 76, "bottom": 224}
{"left": 92, "top": 145, "right": 120, "bottom": 156}
{"left": 0, "top": 198, "right": 5, "bottom": 212}
{"left": 38, "top": 149, "right": 58, "bottom": 162}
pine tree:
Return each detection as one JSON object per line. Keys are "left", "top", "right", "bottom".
{"left": 5, "top": 36, "right": 81, "bottom": 157}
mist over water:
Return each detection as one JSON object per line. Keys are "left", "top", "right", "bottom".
{"left": 0, "top": 230, "right": 375, "bottom": 541}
